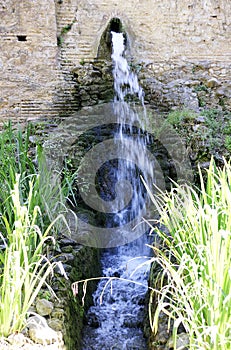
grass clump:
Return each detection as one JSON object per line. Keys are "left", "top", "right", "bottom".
{"left": 0, "top": 121, "right": 69, "bottom": 235}
{"left": 0, "top": 122, "right": 71, "bottom": 337}
{"left": 148, "top": 158, "right": 231, "bottom": 349}
{"left": 0, "top": 175, "right": 62, "bottom": 336}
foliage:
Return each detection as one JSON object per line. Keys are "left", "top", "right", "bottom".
{"left": 166, "top": 108, "right": 231, "bottom": 160}
{"left": 193, "top": 84, "right": 208, "bottom": 93}
{"left": 148, "top": 158, "right": 231, "bottom": 350}
{"left": 0, "top": 122, "right": 38, "bottom": 228}
{"left": 166, "top": 109, "right": 196, "bottom": 126}
{"left": 57, "top": 21, "right": 75, "bottom": 46}
{"left": 0, "top": 175, "right": 66, "bottom": 337}
{"left": 0, "top": 122, "right": 71, "bottom": 337}
{"left": 0, "top": 122, "right": 69, "bottom": 236}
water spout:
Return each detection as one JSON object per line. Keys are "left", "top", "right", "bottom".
{"left": 97, "top": 18, "right": 127, "bottom": 60}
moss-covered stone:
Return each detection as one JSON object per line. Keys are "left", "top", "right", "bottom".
{"left": 53, "top": 245, "right": 101, "bottom": 350}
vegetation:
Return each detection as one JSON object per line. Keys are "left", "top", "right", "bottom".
{"left": 0, "top": 123, "right": 70, "bottom": 337}
{"left": 166, "top": 109, "right": 197, "bottom": 126}
{"left": 0, "top": 175, "right": 61, "bottom": 336}
{"left": 57, "top": 21, "right": 76, "bottom": 46}
{"left": 148, "top": 158, "right": 231, "bottom": 349}
{"left": 0, "top": 122, "right": 44, "bottom": 231}
{"left": 0, "top": 113, "right": 230, "bottom": 345}
{"left": 165, "top": 108, "right": 231, "bottom": 161}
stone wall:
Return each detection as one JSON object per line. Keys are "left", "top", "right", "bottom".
{"left": 56, "top": 0, "right": 231, "bottom": 62}
{"left": 0, "top": 0, "right": 230, "bottom": 124}
{"left": 0, "top": 1, "right": 60, "bottom": 122}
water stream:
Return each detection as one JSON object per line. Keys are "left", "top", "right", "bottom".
{"left": 81, "top": 32, "right": 154, "bottom": 350}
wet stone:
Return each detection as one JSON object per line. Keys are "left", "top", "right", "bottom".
{"left": 61, "top": 245, "right": 73, "bottom": 253}
{"left": 36, "top": 299, "right": 54, "bottom": 316}
{"left": 166, "top": 332, "right": 189, "bottom": 350}
{"left": 47, "top": 318, "right": 63, "bottom": 332}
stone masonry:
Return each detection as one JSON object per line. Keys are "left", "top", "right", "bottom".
{"left": 0, "top": 0, "right": 230, "bottom": 124}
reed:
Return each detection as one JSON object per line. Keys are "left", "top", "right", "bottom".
{"left": 0, "top": 122, "right": 71, "bottom": 337}
{"left": 148, "top": 158, "right": 231, "bottom": 350}
{"left": 0, "top": 175, "right": 66, "bottom": 336}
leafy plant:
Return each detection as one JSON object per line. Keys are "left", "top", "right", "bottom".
{"left": 147, "top": 158, "right": 231, "bottom": 349}
{"left": 57, "top": 21, "right": 75, "bottom": 46}
{"left": 224, "top": 135, "right": 231, "bottom": 153}
{"left": 193, "top": 84, "right": 208, "bottom": 93}
{"left": 166, "top": 109, "right": 196, "bottom": 126}
{"left": 79, "top": 58, "right": 86, "bottom": 66}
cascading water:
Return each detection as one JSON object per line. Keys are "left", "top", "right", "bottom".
{"left": 81, "top": 31, "right": 154, "bottom": 350}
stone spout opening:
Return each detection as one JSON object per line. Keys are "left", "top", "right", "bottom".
{"left": 110, "top": 17, "right": 123, "bottom": 33}
{"left": 97, "top": 17, "right": 127, "bottom": 60}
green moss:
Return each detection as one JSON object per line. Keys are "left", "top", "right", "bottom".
{"left": 57, "top": 21, "right": 75, "bottom": 47}
{"left": 63, "top": 247, "right": 101, "bottom": 350}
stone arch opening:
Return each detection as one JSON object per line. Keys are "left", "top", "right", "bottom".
{"left": 97, "top": 17, "right": 127, "bottom": 60}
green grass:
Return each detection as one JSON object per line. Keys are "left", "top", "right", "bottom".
{"left": 0, "top": 175, "right": 62, "bottom": 336}
{"left": 0, "top": 122, "right": 42, "bottom": 230}
{"left": 0, "top": 122, "right": 71, "bottom": 337}
{"left": 0, "top": 121, "right": 71, "bottom": 236}
{"left": 147, "top": 158, "right": 231, "bottom": 349}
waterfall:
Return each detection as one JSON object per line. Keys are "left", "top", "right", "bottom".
{"left": 81, "top": 31, "right": 153, "bottom": 350}
{"left": 111, "top": 31, "right": 144, "bottom": 104}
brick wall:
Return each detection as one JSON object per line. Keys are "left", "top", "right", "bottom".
{"left": 0, "top": 0, "right": 230, "bottom": 124}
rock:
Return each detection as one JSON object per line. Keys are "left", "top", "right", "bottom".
{"left": 54, "top": 253, "right": 75, "bottom": 264}
{"left": 195, "top": 115, "right": 205, "bottom": 123}
{"left": 216, "top": 86, "right": 231, "bottom": 98}
{"left": 51, "top": 308, "right": 65, "bottom": 320}
{"left": 59, "top": 237, "right": 79, "bottom": 246}
{"left": 192, "top": 124, "right": 200, "bottom": 132}
{"left": 36, "top": 299, "right": 54, "bottom": 316}
{"left": 206, "top": 78, "right": 221, "bottom": 88}
{"left": 27, "top": 315, "right": 60, "bottom": 346}
{"left": 29, "top": 326, "right": 58, "bottom": 345}
{"left": 216, "top": 88, "right": 225, "bottom": 96}
{"left": 27, "top": 315, "right": 48, "bottom": 330}
{"left": 61, "top": 245, "right": 73, "bottom": 253}
{"left": 166, "top": 332, "right": 189, "bottom": 349}
{"left": 166, "top": 79, "right": 184, "bottom": 89}
{"left": 7, "top": 333, "right": 27, "bottom": 347}
{"left": 48, "top": 318, "right": 64, "bottom": 332}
